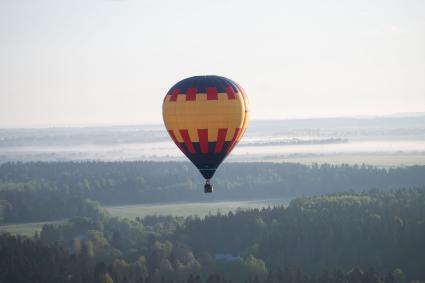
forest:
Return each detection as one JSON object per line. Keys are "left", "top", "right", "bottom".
{"left": 1, "top": 161, "right": 425, "bottom": 223}
{"left": 1, "top": 161, "right": 425, "bottom": 282}
{"left": 1, "top": 187, "right": 425, "bottom": 282}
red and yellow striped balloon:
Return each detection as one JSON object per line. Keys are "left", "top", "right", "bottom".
{"left": 162, "top": 75, "right": 250, "bottom": 181}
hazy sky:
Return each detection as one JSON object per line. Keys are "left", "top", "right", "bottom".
{"left": 1, "top": 0, "right": 424, "bottom": 127}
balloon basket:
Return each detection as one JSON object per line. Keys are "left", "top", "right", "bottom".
{"left": 204, "top": 180, "right": 213, "bottom": 193}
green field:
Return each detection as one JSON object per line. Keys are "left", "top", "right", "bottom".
{"left": 105, "top": 198, "right": 292, "bottom": 219}
{"left": 0, "top": 220, "right": 65, "bottom": 237}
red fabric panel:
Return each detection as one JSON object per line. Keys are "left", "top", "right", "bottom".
{"left": 179, "top": 129, "right": 196, "bottom": 154}
{"left": 186, "top": 88, "right": 197, "bottom": 101}
{"left": 197, "top": 129, "right": 208, "bottom": 153}
{"left": 170, "top": 88, "right": 180, "bottom": 102}
{"left": 214, "top": 128, "right": 228, "bottom": 153}
{"left": 225, "top": 86, "right": 236, "bottom": 100}
{"left": 206, "top": 87, "right": 218, "bottom": 100}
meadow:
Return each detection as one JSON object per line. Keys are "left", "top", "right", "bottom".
{"left": 0, "top": 198, "right": 292, "bottom": 236}
{"left": 0, "top": 220, "right": 65, "bottom": 237}
{"left": 104, "top": 198, "right": 292, "bottom": 219}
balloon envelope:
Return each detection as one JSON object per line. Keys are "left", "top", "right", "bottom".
{"left": 162, "top": 75, "right": 249, "bottom": 179}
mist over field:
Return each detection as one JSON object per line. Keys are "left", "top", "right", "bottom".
{"left": 1, "top": 114, "right": 425, "bottom": 167}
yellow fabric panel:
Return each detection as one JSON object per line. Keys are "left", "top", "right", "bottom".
{"left": 163, "top": 92, "right": 247, "bottom": 142}
{"left": 207, "top": 128, "right": 219, "bottom": 141}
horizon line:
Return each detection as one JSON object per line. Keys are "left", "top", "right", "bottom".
{"left": 1, "top": 111, "right": 425, "bottom": 130}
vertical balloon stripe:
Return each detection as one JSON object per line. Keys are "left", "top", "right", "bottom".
{"left": 168, "top": 130, "right": 186, "bottom": 153}
{"left": 170, "top": 89, "right": 180, "bottom": 101}
{"left": 206, "top": 87, "right": 218, "bottom": 100}
{"left": 179, "top": 129, "right": 196, "bottom": 154}
{"left": 225, "top": 86, "right": 236, "bottom": 100}
{"left": 186, "top": 88, "right": 197, "bottom": 101}
{"left": 197, "top": 129, "right": 209, "bottom": 153}
{"left": 227, "top": 128, "right": 241, "bottom": 153}
{"left": 215, "top": 128, "right": 228, "bottom": 153}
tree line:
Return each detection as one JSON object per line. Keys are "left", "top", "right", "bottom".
{"left": 1, "top": 161, "right": 425, "bottom": 223}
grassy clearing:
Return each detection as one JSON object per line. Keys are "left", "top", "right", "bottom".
{"left": 0, "top": 199, "right": 291, "bottom": 236}
{"left": 0, "top": 220, "right": 65, "bottom": 237}
{"left": 105, "top": 198, "right": 291, "bottom": 219}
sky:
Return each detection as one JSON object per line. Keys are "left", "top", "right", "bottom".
{"left": 0, "top": 0, "right": 424, "bottom": 127}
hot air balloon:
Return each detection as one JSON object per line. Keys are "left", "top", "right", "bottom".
{"left": 162, "top": 75, "right": 250, "bottom": 193}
